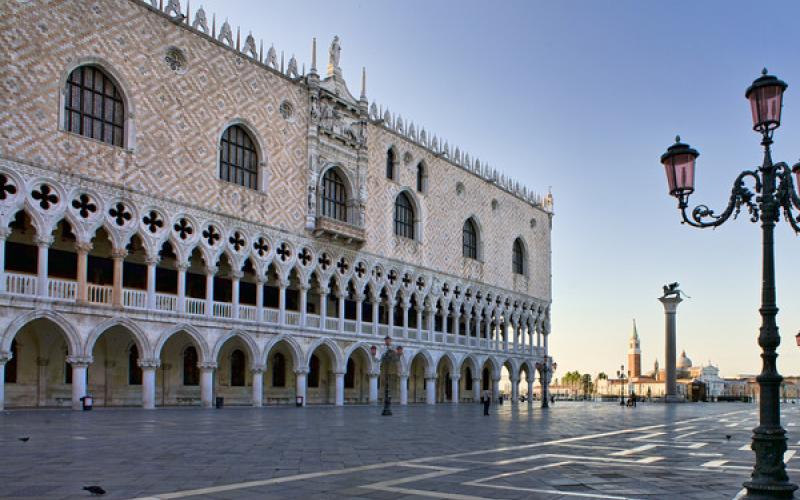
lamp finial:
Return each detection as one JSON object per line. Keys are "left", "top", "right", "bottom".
{"left": 675, "top": 135, "right": 681, "bottom": 143}
{"left": 762, "top": 67, "right": 768, "bottom": 76}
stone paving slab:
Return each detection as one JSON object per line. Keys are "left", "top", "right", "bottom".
{"left": 1, "top": 402, "right": 798, "bottom": 499}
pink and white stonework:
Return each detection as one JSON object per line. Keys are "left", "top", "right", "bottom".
{"left": 0, "top": 0, "right": 552, "bottom": 410}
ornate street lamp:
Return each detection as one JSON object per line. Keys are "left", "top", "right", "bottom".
{"left": 536, "top": 359, "right": 556, "bottom": 408}
{"left": 659, "top": 68, "right": 799, "bottom": 498}
{"left": 616, "top": 365, "right": 626, "bottom": 406}
{"left": 375, "top": 336, "right": 402, "bottom": 416}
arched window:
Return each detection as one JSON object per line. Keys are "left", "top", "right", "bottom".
{"left": 128, "top": 344, "right": 142, "bottom": 385}
{"left": 308, "top": 354, "right": 320, "bottom": 388}
{"left": 512, "top": 238, "right": 525, "bottom": 275}
{"left": 272, "top": 353, "right": 286, "bottom": 387}
{"left": 394, "top": 192, "right": 415, "bottom": 240}
{"left": 220, "top": 125, "right": 258, "bottom": 189}
{"left": 344, "top": 358, "right": 355, "bottom": 388}
{"left": 462, "top": 218, "right": 478, "bottom": 259}
{"left": 482, "top": 367, "right": 490, "bottom": 391}
{"left": 321, "top": 169, "right": 347, "bottom": 221}
{"left": 416, "top": 162, "right": 426, "bottom": 193}
{"left": 230, "top": 349, "right": 245, "bottom": 387}
{"left": 183, "top": 346, "right": 199, "bottom": 386}
{"left": 445, "top": 373, "right": 452, "bottom": 400}
{"left": 465, "top": 367, "right": 472, "bottom": 391}
{"left": 386, "top": 147, "right": 396, "bottom": 180}
{"left": 6, "top": 339, "right": 17, "bottom": 384}
{"left": 64, "top": 66, "right": 125, "bottom": 147}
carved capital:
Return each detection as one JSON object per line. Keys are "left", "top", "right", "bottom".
{"left": 229, "top": 270, "right": 244, "bottom": 280}
{"left": 250, "top": 365, "right": 265, "bottom": 374}
{"left": 0, "top": 352, "right": 9, "bottom": 364}
{"left": 145, "top": 255, "right": 161, "bottom": 266}
{"left": 75, "top": 242, "right": 93, "bottom": 254}
{"left": 294, "top": 367, "right": 309, "bottom": 375}
{"left": 111, "top": 249, "right": 128, "bottom": 260}
{"left": 205, "top": 266, "right": 218, "bottom": 276}
{"left": 137, "top": 358, "right": 161, "bottom": 369}
{"left": 66, "top": 356, "right": 92, "bottom": 367}
{"left": 177, "top": 262, "right": 191, "bottom": 272}
{"left": 34, "top": 235, "right": 54, "bottom": 247}
{"left": 198, "top": 362, "right": 217, "bottom": 370}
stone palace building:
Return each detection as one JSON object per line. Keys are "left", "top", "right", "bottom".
{"left": 0, "top": 0, "right": 553, "bottom": 410}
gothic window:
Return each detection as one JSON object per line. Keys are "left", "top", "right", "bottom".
{"left": 321, "top": 169, "right": 347, "bottom": 221}
{"left": 219, "top": 125, "right": 258, "bottom": 190}
{"left": 230, "top": 349, "right": 245, "bottom": 387}
{"left": 64, "top": 66, "right": 125, "bottom": 147}
{"left": 482, "top": 367, "right": 490, "bottom": 391}
{"left": 128, "top": 344, "right": 142, "bottom": 385}
{"left": 344, "top": 358, "right": 355, "bottom": 388}
{"left": 183, "top": 346, "right": 199, "bottom": 386}
{"left": 386, "top": 147, "right": 397, "bottom": 180}
{"left": 462, "top": 218, "right": 478, "bottom": 259}
{"left": 308, "top": 354, "right": 320, "bottom": 388}
{"left": 512, "top": 238, "right": 525, "bottom": 275}
{"left": 465, "top": 368, "right": 473, "bottom": 391}
{"left": 416, "top": 162, "right": 426, "bottom": 193}
{"left": 394, "top": 192, "right": 415, "bottom": 240}
{"left": 6, "top": 339, "right": 17, "bottom": 384}
{"left": 272, "top": 352, "right": 286, "bottom": 387}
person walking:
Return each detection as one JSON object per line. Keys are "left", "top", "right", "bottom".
{"left": 482, "top": 390, "right": 491, "bottom": 415}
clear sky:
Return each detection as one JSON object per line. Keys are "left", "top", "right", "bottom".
{"left": 199, "top": 0, "right": 800, "bottom": 378}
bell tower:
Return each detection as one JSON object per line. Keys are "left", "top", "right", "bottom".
{"left": 628, "top": 319, "right": 642, "bottom": 379}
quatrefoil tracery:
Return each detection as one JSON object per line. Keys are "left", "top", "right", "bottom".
{"left": 142, "top": 210, "right": 164, "bottom": 233}
{"left": 31, "top": 184, "right": 58, "bottom": 210}
{"left": 173, "top": 218, "right": 194, "bottom": 240}
{"left": 0, "top": 174, "right": 18, "bottom": 201}
{"left": 71, "top": 194, "right": 97, "bottom": 219}
{"left": 109, "top": 202, "right": 132, "bottom": 227}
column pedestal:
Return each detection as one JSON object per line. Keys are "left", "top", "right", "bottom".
{"left": 67, "top": 357, "right": 91, "bottom": 411}
{"left": 295, "top": 370, "right": 307, "bottom": 406}
{"left": 425, "top": 376, "right": 436, "bottom": 405}
{"left": 659, "top": 295, "right": 683, "bottom": 402}
{"left": 400, "top": 375, "right": 408, "bottom": 405}
{"left": 139, "top": 359, "right": 159, "bottom": 409}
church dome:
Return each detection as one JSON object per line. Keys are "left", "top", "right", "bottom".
{"left": 677, "top": 350, "right": 692, "bottom": 369}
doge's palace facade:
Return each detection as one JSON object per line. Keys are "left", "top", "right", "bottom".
{"left": 0, "top": 0, "right": 553, "bottom": 410}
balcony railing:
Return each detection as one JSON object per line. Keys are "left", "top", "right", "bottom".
{"left": 1, "top": 272, "right": 534, "bottom": 354}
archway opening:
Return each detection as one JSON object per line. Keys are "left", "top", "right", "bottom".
{"left": 407, "top": 353, "right": 428, "bottom": 404}
{"left": 215, "top": 335, "right": 252, "bottom": 405}
{"left": 344, "top": 347, "right": 370, "bottom": 404}
{"left": 265, "top": 341, "right": 296, "bottom": 405}
{"left": 307, "top": 343, "right": 337, "bottom": 404}
{"left": 88, "top": 325, "right": 144, "bottom": 407}
{"left": 157, "top": 330, "right": 202, "bottom": 406}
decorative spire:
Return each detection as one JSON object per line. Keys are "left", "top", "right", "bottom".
{"left": 310, "top": 37, "right": 317, "bottom": 74}
{"left": 360, "top": 66, "right": 366, "bottom": 100}
{"left": 632, "top": 318, "right": 638, "bottom": 339}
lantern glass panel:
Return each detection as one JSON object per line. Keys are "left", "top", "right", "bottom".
{"left": 749, "top": 85, "right": 784, "bottom": 131}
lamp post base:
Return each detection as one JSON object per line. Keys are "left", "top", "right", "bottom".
{"left": 742, "top": 426, "right": 798, "bottom": 499}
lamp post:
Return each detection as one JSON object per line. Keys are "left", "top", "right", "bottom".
{"left": 372, "top": 336, "right": 403, "bottom": 416}
{"left": 659, "top": 69, "right": 799, "bottom": 498}
{"left": 536, "top": 358, "right": 556, "bottom": 408}
{"left": 616, "top": 365, "right": 626, "bottom": 406}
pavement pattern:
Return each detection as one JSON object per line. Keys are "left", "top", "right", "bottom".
{"left": 1, "top": 401, "right": 799, "bottom": 499}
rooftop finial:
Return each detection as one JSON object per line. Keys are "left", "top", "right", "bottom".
{"left": 675, "top": 135, "right": 681, "bottom": 143}
{"left": 762, "top": 67, "right": 768, "bottom": 76}
{"left": 310, "top": 37, "right": 317, "bottom": 74}
{"left": 360, "top": 66, "right": 366, "bottom": 99}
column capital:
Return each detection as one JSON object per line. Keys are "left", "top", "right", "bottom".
{"left": 205, "top": 265, "right": 218, "bottom": 276}
{"left": 198, "top": 361, "right": 217, "bottom": 370}
{"left": 75, "top": 241, "right": 93, "bottom": 254}
{"left": 111, "top": 248, "right": 128, "bottom": 260}
{"left": 354, "top": 292, "right": 365, "bottom": 302}
{"left": 177, "top": 262, "right": 191, "bottom": 272}
{"left": 294, "top": 367, "right": 309, "bottom": 375}
{"left": 145, "top": 255, "right": 160, "bottom": 266}
{"left": 368, "top": 371, "right": 379, "bottom": 379}
{"left": 250, "top": 365, "right": 265, "bottom": 374}
{"left": 333, "top": 370, "right": 346, "bottom": 376}
{"left": 230, "top": 270, "right": 244, "bottom": 280}
{"left": 256, "top": 275, "right": 268, "bottom": 285}
{"left": 425, "top": 375, "right": 437, "bottom": 382}
{"left": 66, "top": 355, "right": 92, "bottom": 367}
{"left": 137, "top": 358, "right": 161, "bottom": 369}
{"left": 472, "top": 377, "right": 481, "bottom": 383}
{"left": 0, "top": 226, "right": 10, "bottom": 239}
{"left": 451, "top": 374, "right": 461, "bottom": 382}
{"left": 34, "top": 235, "right": 54, "bottom": 247}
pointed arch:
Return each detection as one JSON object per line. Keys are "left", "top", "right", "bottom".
{"left": 211, "top": 330, "right": 260, "bottom": 367}
{"left": 154, "top": 323, "right": 210, "bottom": 362}
{"left": 263, "top": 333, "right": 303, "bottom": 368}
{"left": 408, "top": 348, "right": 435, "bottom": 378}
{"left": 1, "top": 310, "right": 81, "bottom": 356}
{"left": 319, "top": 164, "right": 354, "bottom": 223}
{"left": 435, "top": 351, "right": 457, "bottom": 374}
{"left": 512, "top": 236, "right": 528, "bottom": 276}
{"left": 462, "top": 216, "right": 481, "bottom": 260}
{"left": 394, "top": 189, "right": 422, "bottom": 241}
{"left": 84, "top": 317, "right": 151, "bottom": 358}
{"left": 343, "top": 342, "right": 378, "bottom": 374}
{"left": 386, "top": 145, "right": 398, "bottom": 181}
{"left": 304, "top": 338, "right": 344, "bottom": 373}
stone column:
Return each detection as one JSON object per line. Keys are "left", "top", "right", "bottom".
{"left": 334, "top": 371, "right": 345, "bottom": 406}
{"left": 205, "top": 266, "right": 216, "bottom": 317}
{"left": 527, "top": 377, "right": 535, "bottom": 404}
{"left": 451, "top": 375, "right": 460, "bottom": 404}
{"left": 452, "top": 308, "right": 460, "bottom": 340}
{"left": 35, "top": 236, "right": 52, "bottom": 298}
{"left": 75, "top": 242, "right": 91, "bottom": 303}
{"left": 36, "top": 357, "right": 48, "bottom": 407}
{"left": 472, "top": 377, "right": 481, "bottom": 401}
{"left": 492, "top": 377, "right": 500, "bottom": 403}
{"left": 355, "top": 293, "right": 364, "bottom": 335}
{"left": 0, "top": 355, "right": 6, "bottom": 411}
{"left": 368, "top": 373, "right": 379, "bottom": 404}
{"left": 425, "top": 376, "right": 436, "bottom": 405}
{"left": 485, "top": 316, "right": 491, "bottom": 345}
{"left": 512, "top": 319, "right": 519, "bottom": 352}
{"left": 255, "top": 277, "right": 265, "bottom": 323}
{"left": 146, "top": 256, "right": 158, "bottom": 310}
{"left": 401, "top": 298, "right": 410, "bottom": 338}
{"left": 231, "top": 271, "right": 242, "bottom": 319}
{"left": 399, "top": 374, "right": 408, "bottom": 405}
{"left": 278, "top": 277, "right": 289, "bottom": 325}
{"left": 111, "top": 249, "right": 126, "bottom": 307}
{"left": 0, "top": 228, "right": 7, "bottom": 294}
{"left": 416, "top": 306, "right": 423, "bottom": 339}
{"left": 67, "top": 356, "right": 91, "bottom": 411}
{"left": 251, "top": 367, "right": 264, "bottom": 407}
{"left": 299, "top": 284, "right": 309, "bottom": 327}
{"left": 295, "top": 368, "right": 308, "bottom": 406}
{"left": 510, "top": 375, "right": 519, "bottom": 403}
{"left": 139, "top": 358, "right": 159, "bottom": 409}
{"left": 176, "top": 263, "right": 188, "bottom": 314}
{"left": 425, "top": 304, "right": 434, "bottom": 339}
{"left": 336, "top": 290, "right": 345, "bottom": 333}
{"left": 502, "top": 320, "right": 509, "bottom": 352}
{"left": 387, "top": 298, "right": 396, "bottom": 336}
{"left": 474, "top": 314, "right": 481, "bottom": 339}
{"left": 660, "top": 294, "right": 683, "bottom": 402}
{"left": 371, "top": 297, "right": 380, "bottom": 336}
{"left": 465, "top": 312, "right": 472, "bottom": 343}
{"left": 319, "top": 288, "right": 328, "bottom": 331}
{"left": 199, "top": 362, "right": 216, "bottom": 408}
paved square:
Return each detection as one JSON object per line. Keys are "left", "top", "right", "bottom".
{"left": 2, "top": 402, "right": 799, "bottom": 499}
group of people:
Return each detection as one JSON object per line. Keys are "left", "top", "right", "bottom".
{"left": 480, "top": 391, "right": 555, "bottom": 415}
